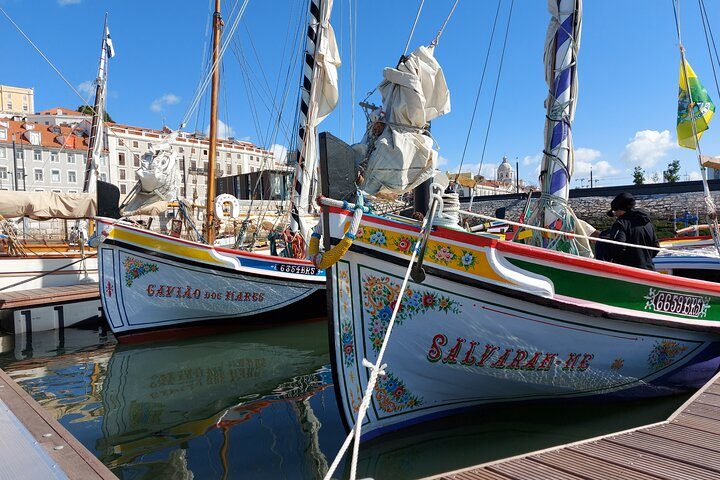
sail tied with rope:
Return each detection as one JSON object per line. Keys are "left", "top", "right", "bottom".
{"left": 357, "top": 45, "right": 450, "bottom": 196}
{"left": 677, "top": 58, "right": 715, "bottom": 149}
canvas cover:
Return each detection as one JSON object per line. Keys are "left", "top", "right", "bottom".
{"left": 361, "top": 45, "right": 451, "bottom": 196}
{"left": 135, "top": 131, "right": 180, "bottom": 201}
{"left": 0, "top": 191, "right": 96, "bottom": 220}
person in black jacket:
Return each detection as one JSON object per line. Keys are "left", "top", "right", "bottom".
{"left": 596, "top": 192, "right": 659, "bottom": 270}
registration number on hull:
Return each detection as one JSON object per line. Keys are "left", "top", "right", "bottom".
{"left": 276, "top": 263, "right": 318, "bottom": 275}
{"left": 644, "top": 288, "right": 710, "bottom": 318}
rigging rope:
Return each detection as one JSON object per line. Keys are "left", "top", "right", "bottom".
{"left": 323, "top": 197, "right": 438, "bottom": 480}
{"left": 698, "top": 0, "right": 720, "bottom": 101}
{"left": 454, "top": 0, "right": 503, "bottom": 182}
{"left": 429, "top": 0, "right": 460, "bottom": 48}
{"left": 403, "top": 0, "right": 426, "bottom": 56}
{"left": 0, "top": 7, "right": 92, "bottom": 109}
{"left": 477, "top": 0, "right": 515, "bottom": 181}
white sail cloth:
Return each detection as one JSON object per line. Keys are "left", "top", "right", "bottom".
{"left": 0, "top": 191, "right": 96, "bottom": 220}
{"left": 136, "top": 131, "right": 180, "bottom": 201}
{"left": 360, "top": 45, "right": 451, "bottom": 196}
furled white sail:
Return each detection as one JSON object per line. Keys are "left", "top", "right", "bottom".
{"left": 360, "top": 45, "right": 450, "bottom": 196}
{"left": 122, "top": 131, "right": 179, "bottom": 216}
{"left": 0, "top": 191, "right": 96, "bottom": 220}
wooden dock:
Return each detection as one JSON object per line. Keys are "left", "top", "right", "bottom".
{"left": 427, "top": 371, "right": 720, "bottom": 480}
{"left": 0, "top": 368, "right": 116, "bottom": 479}
{"left": 0, "top": 283, "right": 99, "bottom": 310}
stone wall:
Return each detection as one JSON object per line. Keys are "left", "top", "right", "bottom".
{"left": 463, "top": 191, "right": 720, "bottom": 228}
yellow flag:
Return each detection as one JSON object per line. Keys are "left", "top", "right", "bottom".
{"left": 677, "top": 59, "right": 715, "bottom": 149}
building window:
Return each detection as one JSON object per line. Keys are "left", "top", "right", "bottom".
{"left": 0, "top": 129, "right": 6, "bottom": 140}
{"left": 178, "top": 156, "right": 185, "bottom": 170}
{"left": 133, "top": 154, "right": 140, "bottom": 167}
{"left": 147, "top": 142, "right": 152, "bottom": 149}
{"left": 120, "top": 184, "right": 127, "bottom": 194}
{"left": 191, "top": 160, "right": 197, "bottom": 171}
{"left": 118, "top": 138, "right": 124, "bottom": 147}
{"left": 100, "top": 173, "right": 107, "bottom": 182}
{"left": 51, "top": 169, "right": 60, "bottom": 183}
{"left": 16, "top": 150, "right": 24, "bottom": 160}
{"left": 68, "top": 171, "right": 77, "bottom": 183}
{"left": 203, "top": 149, "right": 208, "bottom": 156}
{"left": 191, "top": 147, "right": 196, "bottom": 154}
{"left": 204, "top": 161, "right": 208, "bottom": 171}
{"left": 118, "top": 152, "right": 125, "bottom": 166}
{"left": 16, "top": 168, "right": 24, "bottom": 183}
{"left": 0, "top": 167, "right": 7, "bottom": 180}
{"left": 132, "top": 140, "right": 139, "bottom": 148}
{"left": 119, "top": 169, "right": 126, "bottom": 180}
{"left": 22, "top": 95, "right": 28, "bottom": 112}
{"left": 34, "top": 169, "right": 43, "bottom": 181}
{"left": 179, "top": 147, "right": 184, "bottom": 153}
{"left": 0, "top": 149, "right": 5, "bottom": 159}
{"left": 67, "top": 153, "right": 76, "bottom": 164}
{"left": 50, "top": 152, "right": 58, "bottom": 162}
{"left": 180, "top": 186, "right": 185, "bottom": 196}
{"left": 28, "top": 132, "right": 40, "bottom": 145}
{"left": 5, "top": 95, "right": 11, "bottom": 111}
{"left": 33, "top": 150, "right": 41, "bottom": 161}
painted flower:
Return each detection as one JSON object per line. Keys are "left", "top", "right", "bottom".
{"left": 459, "top": 251, "right": 475, "bottom": 269}
{"left": 422, "top": 294, "right": 436, "bottom": 307}
{"left": 407, "top": 293, "right": 422, "bottom": 309}
{"left": 433, "top": 245, "right": 455, "bottom": 263}
{"left": 369, "top": 230, "right": 387, "bottom": 246}
{"left": 356, "top": 227, "right": 364, "bottom": 238}
{"left": 395, "top": 236, "right": 413, "bottom": 253}
{"left": 377, "top": 305, "right": 393, "bottom": 322}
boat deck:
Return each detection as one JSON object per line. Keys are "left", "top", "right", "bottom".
{"left": 427, "top": 370, "right": 720, "bottom": 479}
{"left": 0, "top": 368, "right": 116, "bottom": 479}
{"left": 0, "top": 283, "right": 99, "bottom": 310}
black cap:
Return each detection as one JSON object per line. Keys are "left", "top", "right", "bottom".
{"left": 607, "top": 192, "right": 635, "bottom": 217}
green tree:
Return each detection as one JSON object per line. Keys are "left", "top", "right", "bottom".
{"left": 663, "top": 160, "right": 681, "bottom": 183}
{"left": 77, "top": 105, "right": 114, "bottom": 123}
{"left": 632, "top": 166, "right": 645, "bottom": 185}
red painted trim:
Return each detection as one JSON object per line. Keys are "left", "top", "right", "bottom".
{"left": 107, "top": 219, "right": 315, "bottom": 266}
{"left": 662, "top": 235, "right": 712, "bottom": 242}
{"left": 325, "top": 207, "right": 720, "bottom": 294}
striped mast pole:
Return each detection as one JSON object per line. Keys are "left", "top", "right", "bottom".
{"left": 538, "top": 0, "right": 582, "bottom": 247}
{"left": 290, "top": 0, "right": 326, "bottom": 235}
{"left": 84, "top": 14, "right": 113, "bottom": 194}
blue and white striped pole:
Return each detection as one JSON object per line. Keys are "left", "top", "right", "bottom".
{"left": 540, "top": 0, "right": 582, "bottom": 231}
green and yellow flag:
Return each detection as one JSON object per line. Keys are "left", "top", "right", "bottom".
{"left": 677, "top": 59, "right": 715, "bottom": 149}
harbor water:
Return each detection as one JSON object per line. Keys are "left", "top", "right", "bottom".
{"left": 0, "top": 321, "right": 693, "bottom": 479}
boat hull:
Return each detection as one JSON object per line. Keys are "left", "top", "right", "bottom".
{"left": 0, "top": 254, "right": 98, "bottom": 292}
{"left": 324, "top": 208, "right": 720, "bottom": 440}
{"left": 96, "top": 218, "right": 325, "bottom": 336}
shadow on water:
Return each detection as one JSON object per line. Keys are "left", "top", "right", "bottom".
{"left": 0, "top": 323, "right": 694, "bottom": 480}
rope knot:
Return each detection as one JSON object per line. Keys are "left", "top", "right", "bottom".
{"left": 361, "top": 358, "right": 386, "bottom": 377}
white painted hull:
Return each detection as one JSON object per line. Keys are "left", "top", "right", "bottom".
{"left": 331, "top": 252, "right": 720, "bottom": 440}
{"left": 97, "top": 218, "right": 325, "bottom": 336}
{"left": 0, "top": 255, "right": 98, "bottom": 292}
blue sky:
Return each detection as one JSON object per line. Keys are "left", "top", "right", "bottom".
{"left": 1, "top": 0, "right": 719, "bottom": 188}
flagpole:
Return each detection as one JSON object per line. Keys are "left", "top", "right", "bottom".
{"left": 674, "top": 0, "right": 720, "bottom": 254}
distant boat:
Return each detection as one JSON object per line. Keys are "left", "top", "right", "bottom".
{"left": 94, "top": 0, "right": 339, "bottom": 337}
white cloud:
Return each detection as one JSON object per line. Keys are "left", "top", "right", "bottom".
{"left": 150, "top": 93, "right": 180, "bottom": 112}
{"left": 203, "top": 120, "right": 236, "bottom": 140}
{"left": 77, "top": 80, "right": 94, "bottom": 97}
{"left": 58, "top": 0, "right": 81, "bottom": 5}
{"left": 620, "top": 129, "right": 676, "bottom": 168}
{"left": 522, "top": 153, "right": 542, "bottom": 166}
{"left": 437, "top": 155, "right": 449, "bottom": 168}
{"left": 689, "top": 171, "right": 703, "bottom": 181}
{"left": 270, "top": 144, "right": 289, "bottom": 163}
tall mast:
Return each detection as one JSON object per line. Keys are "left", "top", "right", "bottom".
{"left": 204, "top": 0, "right": 222, "bottom": 244}
{"left": 84, "top": 13, "right": 111, "bottom": 193}
{"left": 290, "top": 0, "right": 331, "bottom": 235}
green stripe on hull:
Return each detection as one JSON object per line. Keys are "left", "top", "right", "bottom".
{"left": 507, "top": 258, "right": 720, "bottom": 322}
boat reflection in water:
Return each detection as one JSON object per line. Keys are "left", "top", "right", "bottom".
{"left": 0, "top": 324, "right": 696, "bottom": 479}
{"left": 0, "top": 322, "right": 340, "bottom": 479}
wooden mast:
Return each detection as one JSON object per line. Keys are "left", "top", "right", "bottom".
{"left": 204, "top": 0, "right": 222, "bottom": 243}
{"left": 84, "top": 13, "right": 109, "bottom": 193}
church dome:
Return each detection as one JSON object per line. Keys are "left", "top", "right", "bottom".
{"left": 496, "top": 156, "right": 514, "bottom": 182}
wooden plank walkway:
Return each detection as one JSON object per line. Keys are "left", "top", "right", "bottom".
{"left": 0, "top": 368, "right": 116, "bottom": 479}
{"left": 427, "top": 371, "right": 720, "bottom": 480}
{"left": 0, "top": 283, "right": 99, "bottom": 310}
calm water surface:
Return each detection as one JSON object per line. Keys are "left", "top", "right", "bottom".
{"left": 0, "top": 321, "right": 692, "bottom": 479}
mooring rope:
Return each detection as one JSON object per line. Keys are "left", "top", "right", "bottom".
{"left": 323, "top": 198, "right": 438, "bottom": 480}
